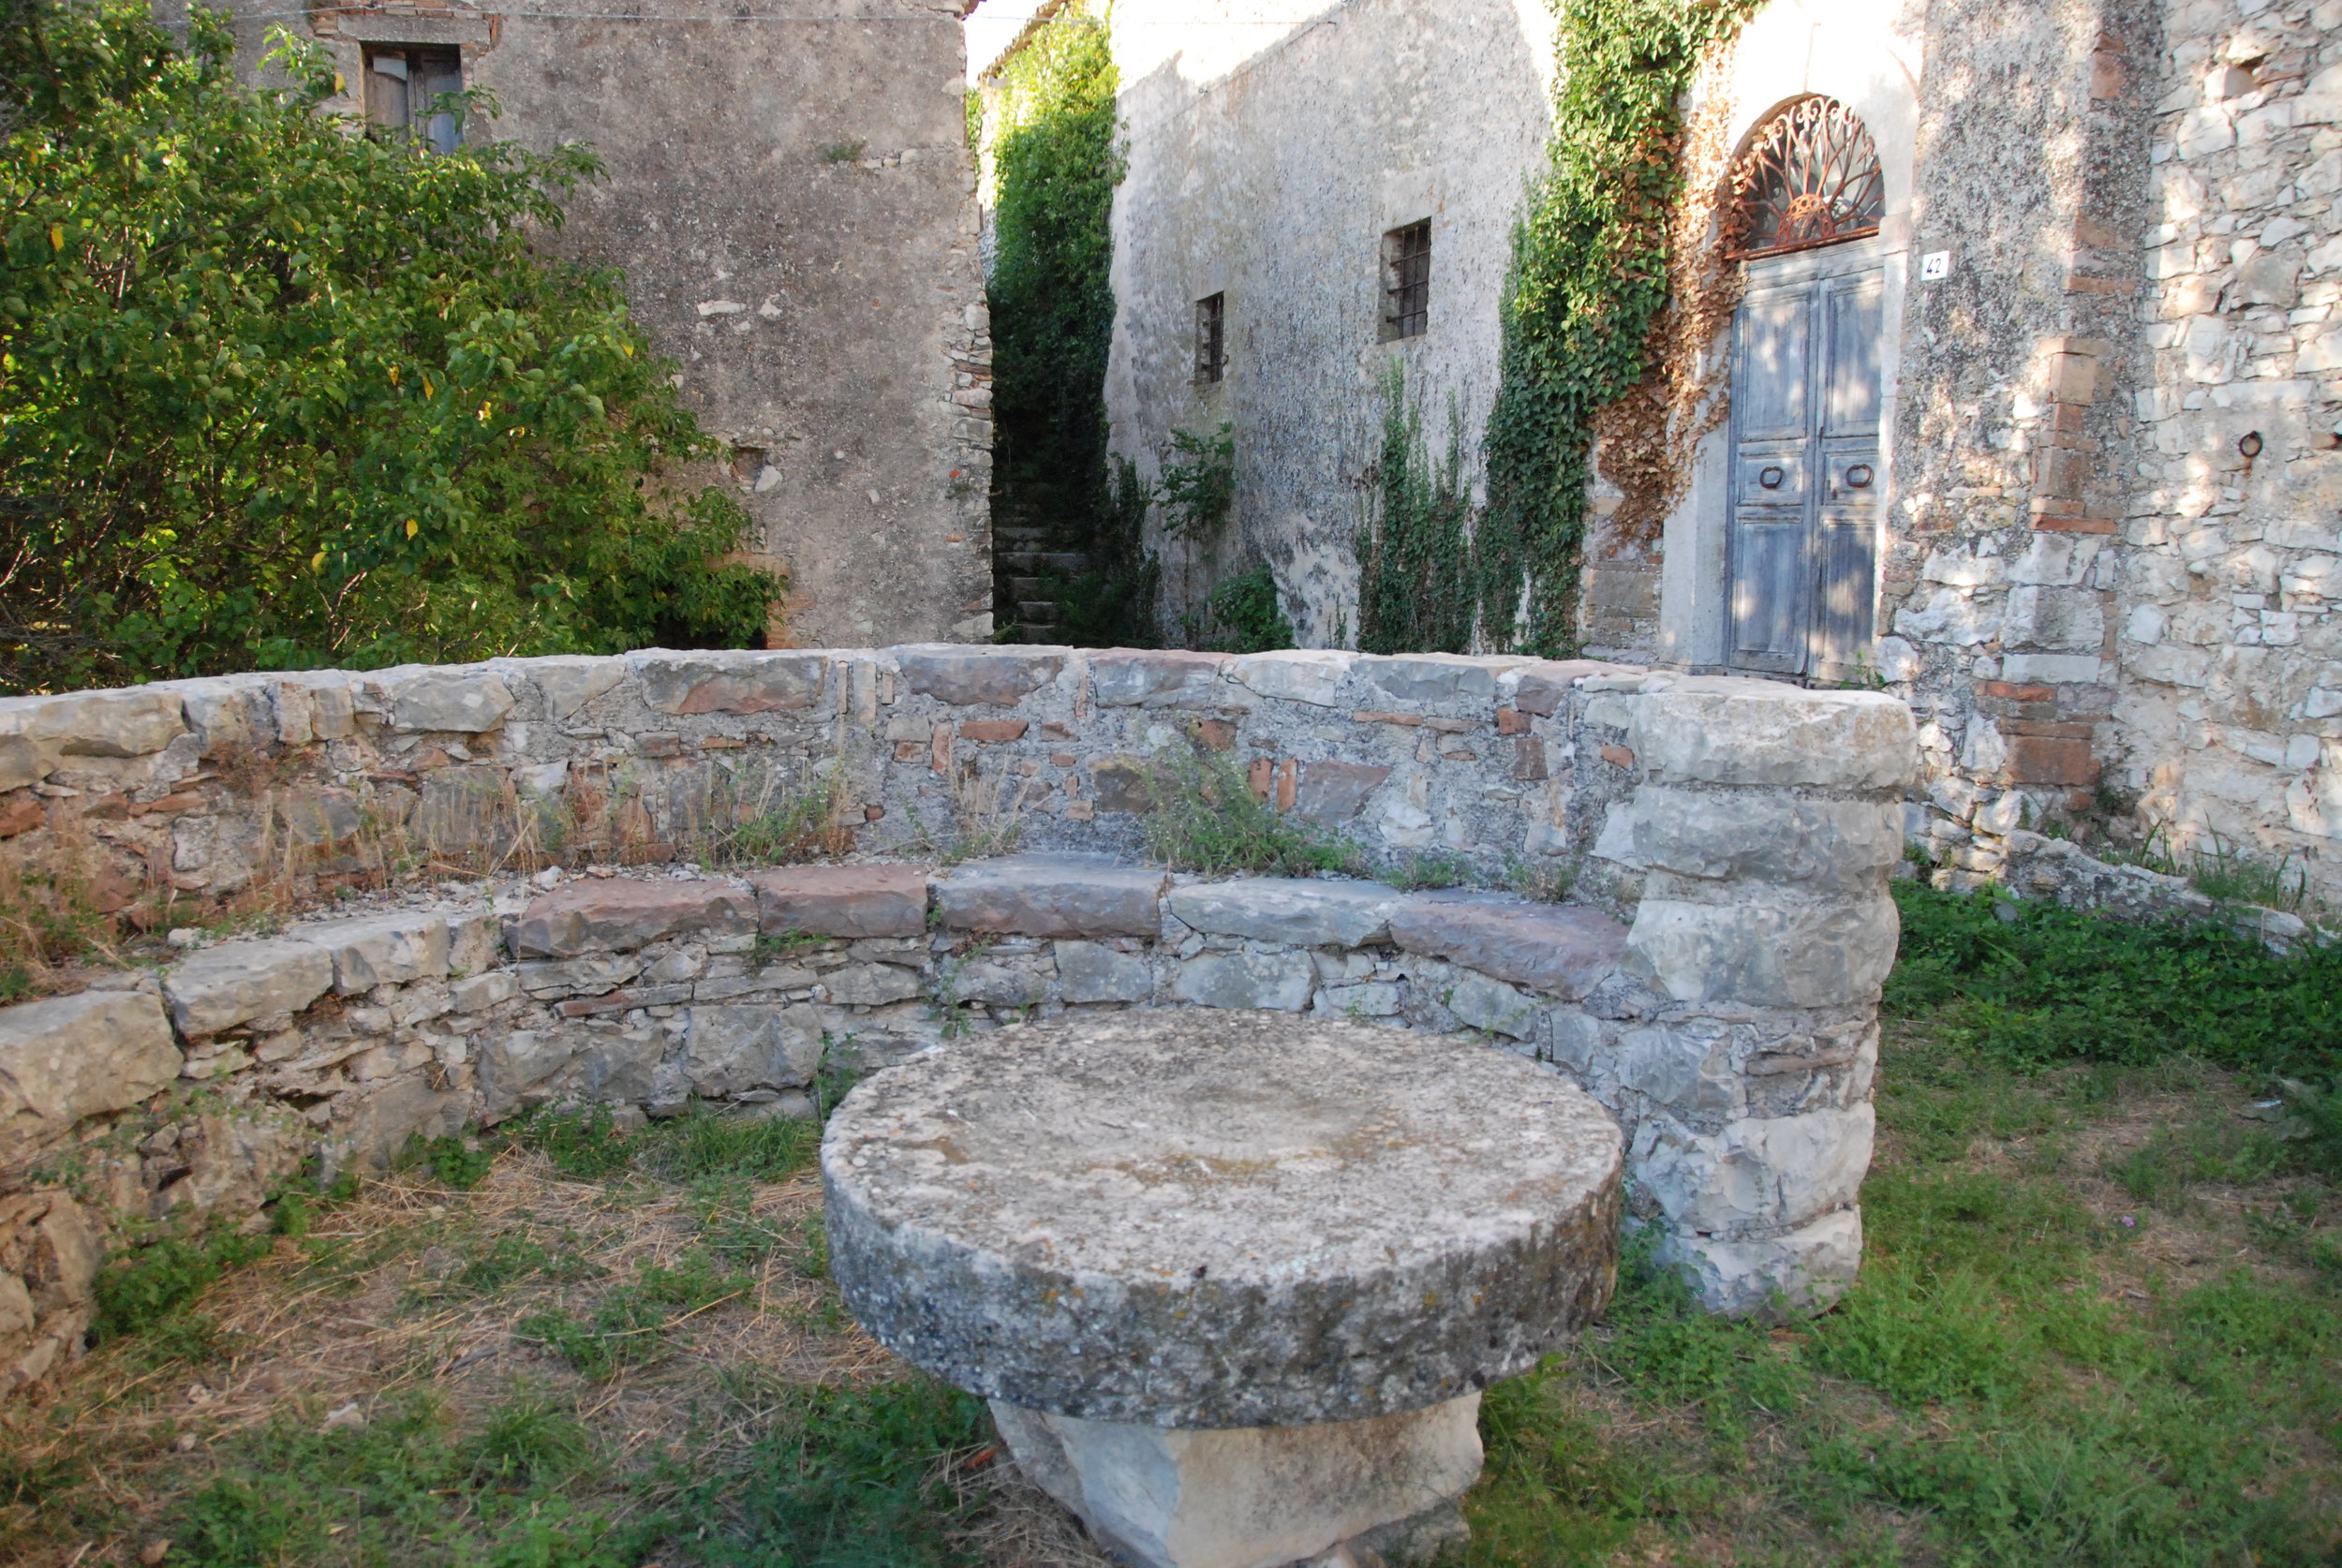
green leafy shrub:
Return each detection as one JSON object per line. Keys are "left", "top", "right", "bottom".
{"left": 507, "top": 1104, "right": 635, "bottom": 1180}
{"left": 1157, "top": 422, "right": 1235, "bottom": 538}
{"left": 94, "top": 1228, "right": 272, "bottom": 1340}
{"left": 1204, "top": 563, "right": 1292, "bottom": 654}
{"left": 0, "top": 1, "right": 779, "bottom": 690}
{"left": 1360, "top": 365, "right": 1474, "bottom": 656}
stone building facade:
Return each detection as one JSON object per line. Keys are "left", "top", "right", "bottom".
{"left": 215, "top": 0, "right": 997, "bottom": 649}
{"left": 1088, "top": 0, "right": 2342, "bottom": 903}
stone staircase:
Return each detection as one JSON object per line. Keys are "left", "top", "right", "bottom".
{"left": 993, "top": 522, "right": 1090, "bottom": 644}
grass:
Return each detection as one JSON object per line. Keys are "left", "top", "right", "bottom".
{"left": 6, "top": 882, "right": 2338, "bottom": 1566}
{"left": 1142, "top": 728, "right": 1356, "bottom": 878}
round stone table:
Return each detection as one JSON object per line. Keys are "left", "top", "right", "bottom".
{"left": 823, "top": 1013, "right": 1623, "bottom": 1568}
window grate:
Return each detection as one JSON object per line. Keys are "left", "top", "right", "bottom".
{"left": 1194, "top": 292, "right": 1226, "bottom": 384}
{"left": 1380, "top": 220, "right": 1430, "bottom": 341}
{"left": 364, "top": 45, "right": 466, "bottom": 153}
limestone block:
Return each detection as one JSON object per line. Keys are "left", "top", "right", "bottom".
{"left": 387, "top": 671, "right": 516, "bottom": 733}
{"left": 511, "top": 879, "right": 757, "bottom": 957}
{"left": 947, "top": 962, "right": 1048, "bottom": 1007}
{"left": 3, "top": 1191, "right": 100, "bottom": 1317}
{"left": 476, "top": 1028, "right": 578, "bottom": 1120}
{"left": 164, "top": 1112, "right": 308, "bottom": 1221}
{"left": 1437, "top": 969, "right": 1539, "bottom": 1040}
{"left": 0, "top": 733, "right": 45, "bottom": 791}
{"left": 824, "top": 1013, "right": 1621, "bottom": 1427}
{"left": 2003, "top": 585, "right": 2107, "bottom": 652}
{"left": 823, "top": 964, "right": 924, "bottom": 1006}
{"left": 1626, "top": 894, "right": 1899, "bottom": 1008}
{"left": 166, "top": 939, "right": 334, "bottom": 1036}
{"left": 1227, "top": 649, "right": 1356, "bottom": 706}
{"left": 448, "top": 912, "right": 500, "bottom": 977}
{"left": 752, "top": 865, "right": 929, "bottom": 938}
{"left": 22, "top": 688, "right": 186, "bottom": 758}
{"left": 1624, "top": 787, "right": 1903, "bottom": 891}
{"left": 1609, "top": 1024, "right": 1739, "bottom": 1117}
{"left": 551, "top": 1023, "right": 664, "bottom": 1106}
{"left": 514, "top": 954, "right": 642, "bottom": 998}
{"left": 293, "top": 913, "right": 452, "bottom": 993}
{"left": 1054, "top": 940, "right": 1154, "bottom": 1003}
{"left": 1090, "top": 650, "right": 1233, "bottom": 707}
{"left": 1632, "top": 1104, "right": 1875, "bottom": 1236}
{"left": 632, "top": 650, "right": 823, "bottom": 714}
{"left": 1172, "top": 951, "right": 1315, "bottom": 1011}
{"left": 685, "top": 1004, "right": 824, "bottom": 1096}
{"left": 1165, "top": 879, "right": 1401, "bottom": 948}
{"left": 450, "top": 972, "right": 517, "bottom": 1013}
{"left": 511, "top": 655, "right": 627, "bottom": 719}
{"left": 1651, "top": 1208, "right": 1863, "bottom": 1320}
{"left": 935, "top": 854, "right": 1167, "bottom": 938}
{"left": 0, "top": 990, "right": 180, "bottom": 1161}
{"left": 177, "top": 677, "right": 275, "bottom": 759}
{"left": 1627, "top": 679, "right": 1917, "bottom": 791}
{"left": 1506, "top": 658, "right": 1640, "bottom": 717}
{"left": 1292, "top": 762, "right": 1390, "bottom": 822}
{"left": 897, "top": 647, "right": 1065, "bottom": 706}
{"left": 343, "top": 1075, "right": 469, "bottom": 1168}
{"left": 1360, "top": 654, "right": 1501, "bottom": 703}
{"left": 1311, "top": 982, "right": 1401, "bottom": 1018}
{"left": 993, "top": 1393, "right": 1484, "bottom": 1568}
{"left": 1387, "top": 895, "right": 1626, "bottom": 998}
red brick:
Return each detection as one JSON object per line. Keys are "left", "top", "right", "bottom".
{"left": 1599, "top": 743, "right": 1637, "bottom": 769}
{"left": 0, "top": 798, "right": 43, "bottom": 837}
{"left": 2005, "top": 718, "right": 2097, "bottom": 740}
{"left": 2004, "top": 736, "right": 2100, "bottom": 787}
{"left": 2034, "top": 515, "right": 2120, "bottom": 535}
{"left": 1980, "top": 682, "right": 2057, "bottom": 703}
{"left": 1194, "top": 719, "right": 1237, "bottom": 751}
{"left": 1495, "top": 707, "right": 1531, "bottom": 736}
{"left": 961, "top": 720, "right": 1030, "bottom": 744}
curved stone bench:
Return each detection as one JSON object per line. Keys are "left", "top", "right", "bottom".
{"left": 824, "top": 1012, "right": 1622, "bottom": 1568}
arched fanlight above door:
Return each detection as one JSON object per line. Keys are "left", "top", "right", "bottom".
{"left": 1724, "top": 96, "right": 1886, "bottom": 260}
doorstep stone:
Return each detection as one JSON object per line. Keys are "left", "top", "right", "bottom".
{"left": 1387, "top": 895, "right": 1626, "bottom": 998}
{"left": 511, "top": 878, "right": 757, "bottom": 958}
{"left": 750, "top": 864, "right": 929, "bottom": 939}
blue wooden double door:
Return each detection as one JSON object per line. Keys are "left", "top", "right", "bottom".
{"left": 1725, "top": 243, "right": 1886, "bottom": 681}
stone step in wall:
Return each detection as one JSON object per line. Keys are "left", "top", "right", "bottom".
{"left": 0, "top": 650, "right": 1916, "bottom": 1397}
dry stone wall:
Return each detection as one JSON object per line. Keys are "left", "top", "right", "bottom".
{"left": 0, "top": 649, "right": 1913, "bottom": 1392}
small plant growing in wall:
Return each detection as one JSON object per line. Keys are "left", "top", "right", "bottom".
{"left": 821, "top": 139, "right": 867, "bottom": 164}
{"left": 1156, "top": 423, "right": 1236, "bottom": 537}
{"left": 1142, "top": 724, "right": 1354, "bottom": 879}
{"left": 1205, "top": 564, "right": 1293, "bottom": 653}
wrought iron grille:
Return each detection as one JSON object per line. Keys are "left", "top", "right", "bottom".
{"left": 1380, "top": 221, "right": 1430, "bottom": 341}
{"left": 1725, "top": 97, "right": 1885, "bottom": 260}
{"left": 1194, "top": 292, "right": 1226, "bottom": 383}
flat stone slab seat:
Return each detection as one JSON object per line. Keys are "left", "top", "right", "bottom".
{"left": 823, "top": 1013, "right": 1624, "bottom": 1568}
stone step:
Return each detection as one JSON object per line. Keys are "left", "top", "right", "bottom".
{"left": 1017, "top": 601, "right": 1060, "bottom": 624}
{"left": 1008, "top": 576, "right": 1047, "bottom": 599}
{"left": 996, "top": 551, "right": 1091, "bottom": 574}
{"left": 993, "top": 526, "right": 1051, "bottom": 545}
{"left": 1015, "top": 626, "right": 1061, "bottom": 644}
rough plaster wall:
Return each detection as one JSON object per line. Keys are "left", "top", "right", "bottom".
{"left": 227, "top": 0, "right": 995, "bottom": 651}
{"left": 2114, "top": 0, "right": 2342, "bottom": 895}
{"left": 1104, "top": 0, "right": 1555, "bottom": 647}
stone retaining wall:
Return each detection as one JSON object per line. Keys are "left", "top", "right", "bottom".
{"left": 0, "top": 649, "right": 1916, "bottom": 1392}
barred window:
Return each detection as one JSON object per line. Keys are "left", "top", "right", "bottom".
{"left": 1194, "top": 292, "right": 1226, "bottom": 384}
{"left": 1380, "top": 220, "right": 1430, "bottom": 341}
{"left": 365, "top": 45, "right": 466, "bottom": 154}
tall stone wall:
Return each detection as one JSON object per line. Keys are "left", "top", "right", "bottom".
{"left": 0, "top": 649, "right": 1914, "bottom": 1391}
{"left": 214, "top": 0, "right": 995, "bottom": 648}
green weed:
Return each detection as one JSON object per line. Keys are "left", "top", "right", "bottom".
{"left": 401, "top": 1132, "right": 496, "bottom": 1191}
{"left": 1142, "top": 730, "right": 1355, "bottom": 879}
{"left": 518, "top": 1250, "right": 749, "bottom": 1380}
{"left": 1386, "top": 852, "right": 1475, "bottom": 891}
{"left": 506, "top": 1104, "right": 634, "bottom": 1180}
{"left": 94, "top": 1229, "right": 273, "bottom": 1341}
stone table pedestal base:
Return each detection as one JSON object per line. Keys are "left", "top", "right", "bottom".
{"left": 991, "top": 1394, "right": 1483, "bottom": 1568}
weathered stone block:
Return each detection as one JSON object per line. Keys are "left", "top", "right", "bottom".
{"left": 994, "top": 1393, "right": 1483, "bottom": 1568}
{"left": 947, "top": 962, "right": 1048, "bottom": 1007}
{"left": 1388, "top": 896, "right": 1627, "bottom": 998}
{"left": 634, "top": 651, "right": 823, "bottom": 714}
{"left": 1311, "top": 982, "right": 1401, "bottom": 1017}
{"left": 1623, "top": 787, "right": 1903, "bottom": 890}
{"left": 294, "top": 913, "right": 452, "bottom": 993}
{"left": 1165, "top": 879, "right": 1400, "bottom": 947}
{"left": 512, "top": 655, "right": 627, "bottom": 719}
{"left": 22, "top": 688, "right": 186, "bottom": 758}
{"left": 0, "top": 990, "right": 180, "bottom": 1161}
{"left": 1227, "top": 650, "right": 1354, "bottom": 706}
{"left": 1632, "top": 1104, "right": 1875, "bottom": 1235}
{"left": 387, "top": 671, "right": 516, "bottom": 733}
{"left": 511, "top": 878, "right": 757, "bottom": 957}
{"left": 1054, "top": 940, "right": 1153, "bottom": 1003}
{"left": 476, "top": 1028, "right": 578, "bottom": 1120}
{"left": 1438, "top": 969, "right": 1539, "bottom": 1040}
{"left": 344, "top": 1075, "right": 470, "bottom": 1168}
{"left": 451, "top": 971, "right": 518, "bottom": 1013}
{"left": 413, "top": 765, "right": 510, "bottom": 851}
{"left": 935, "top": 855, "right": 1167, "bottom": 938}
{"left": 685, "top": 1004, "right": 823, "bottom": 1096}
{"left": 1172, "top": 951, "right": 1315, "bottom": 1011}
{"left": 1293, "top": 762, "right": 1390, "bottom": 822}
{"left": 1361, "top": 654, "right": 1502, "bottom": 703}
{"left": 752, "top": 865, "right": 928, "bottom": 938}
{"left": 1651, "top": 1207, "right": 1863, "bottom": 1320}
{"left": 0, "top": 734, "right": 44, "bottom": 791}
{"left": 514, "top": 954, "right": 643, "bottom": 998}
{"left": 823, "top": 964, "right": 924, "bottom": 1006}
{"left": 1626, "top": 894, "right": 1899, "bottom": 1008}
{"left": 1628, "top": 679, "right": 1917, "bottom": 791}
{"left": 898, "top": 648, "right": 1064, "bottom": 706}
{"left": 1090, "top": 650, "right": 1231, "bottom": 707}
{"left": 166, "top": 940, "right": 334, "bottom": 1036}
{"left": 1090, "top": 759, "right": 1154, "bottom": 814}
{"left": 1506, "top": 659, "right": 1640, "bottom": 717}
